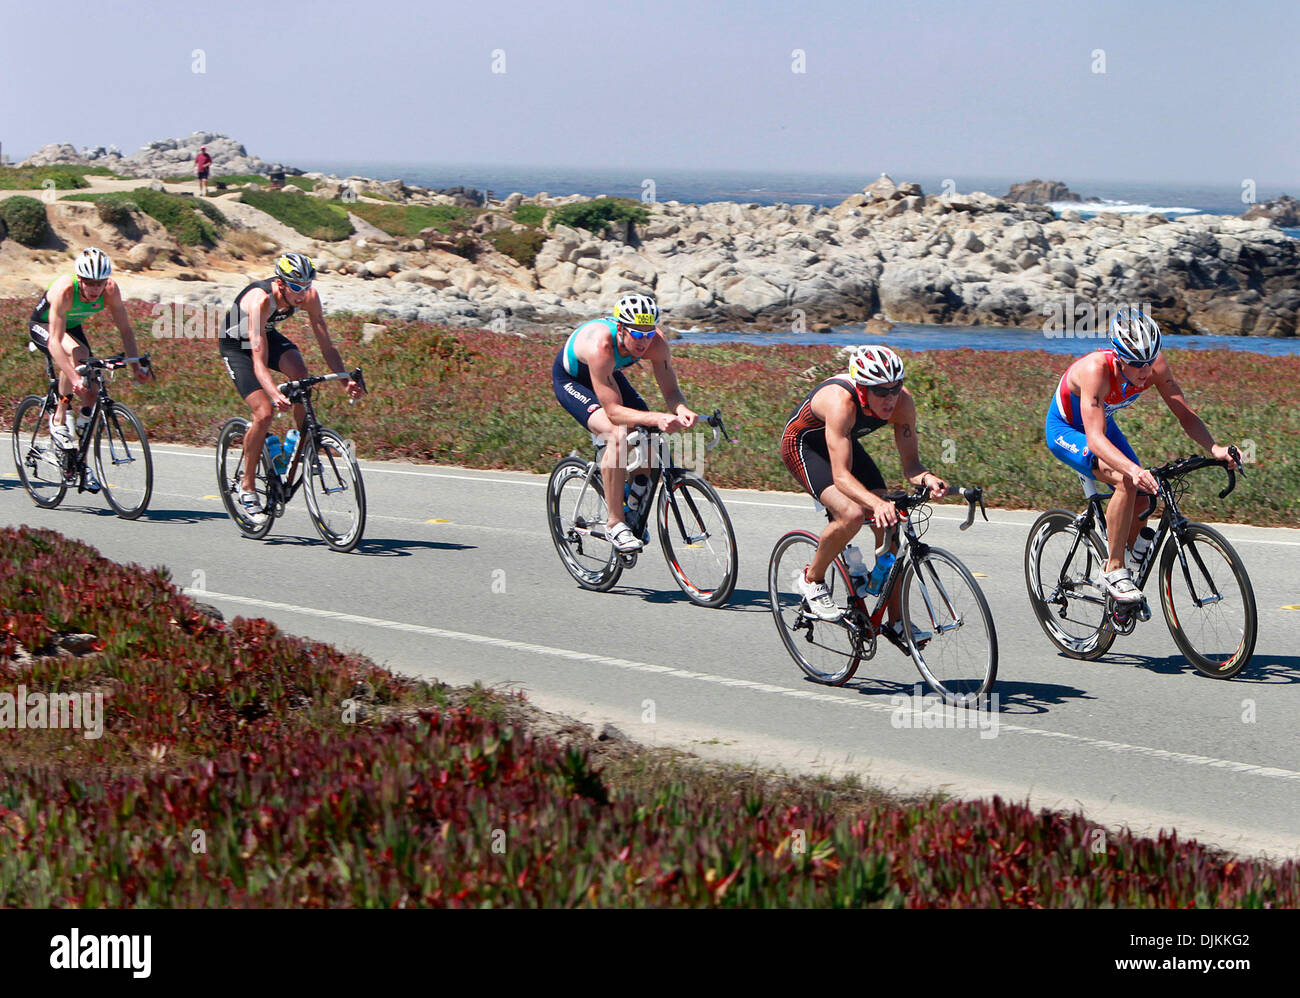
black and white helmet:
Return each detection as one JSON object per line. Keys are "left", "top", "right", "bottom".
{"left": 74, "top": 247, "right": 112, "bottom": 281}
{"left": 614, "top": 292, "right": 659, "bottom": 328}
{"left": 848, "top": 345, "right": 905, "bottom": 386}
{"left": 1109, "top": 307, "right": 1161, "bottom": 365}
{"left": 274, "top": 252, "right": 316, "bottom": 287}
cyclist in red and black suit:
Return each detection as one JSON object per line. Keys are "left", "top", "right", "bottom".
{"left": 781, "top": 345, "right": 948, "bottom": 630}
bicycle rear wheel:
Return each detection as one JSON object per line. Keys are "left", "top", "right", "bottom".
{"left": 11, "top": 395, "right": 68, "bottom": 509}
{"left": 302, "top": 428, "right": 367, "bottom": 552}
{"left": 1159, "top": 523, "right": 1257, "bottom": 678}
{"left": 547, "top": 457, "right": 623, "bottom": 592}
{"left": 657, "top": 471, "right": 738, "bottom": 607}
{"left": 215, "top": 417, "right": 274, "bottom": 539}
{"left": 767, "top": 530, "right": 861, "bottom": 685}
{"left": 1024, "top": 510, "right": 1116, "bottom": 660}
{"left": 94, "top": 402, "right": 153, "bottom": 519}
{"left": 900, "top": 547, "right": 998, "bottom": 707}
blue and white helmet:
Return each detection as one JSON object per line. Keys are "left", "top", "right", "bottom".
{"left": 74, "top": 247, "right": 112, "bottom": 280}
{"left": 1109, "top": 307, "right": 1161, "bottom": 364}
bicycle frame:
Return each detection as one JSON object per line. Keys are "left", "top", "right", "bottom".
{"left": 30, "top": 353, "right": 140, "bottom": 484}
{"left": 1048, "top": 458, "right": 1238, "bottom": 621}
{"left": 569, "top": 413, "right": 728, "bottom": 554}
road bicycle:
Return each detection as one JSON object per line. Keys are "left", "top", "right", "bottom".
{"left": 12, "top": 347, "right": 154, "bottom": 518}
{"left": 547, "top": 410, "right": 738, "bottom": 607}
{"left": 215, "top": 369, "right": 367, "bottom": 552}
{"left": 1024, "top": 448, "right": 1255, "bottom": 678}
{"left": 768, "top": 486, "right": 997, "bottom": 706}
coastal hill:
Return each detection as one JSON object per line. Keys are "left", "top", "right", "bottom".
{"left": 3, "top": 135, "right": 1297, "bottom": 338}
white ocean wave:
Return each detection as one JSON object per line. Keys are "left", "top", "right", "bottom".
{"left": 1050, "top": 199, "right": 1201, "bottom": 215}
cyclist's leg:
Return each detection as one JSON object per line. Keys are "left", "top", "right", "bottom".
{"left": 782, "top": 435, "right": 870, "bottom": 583}
{"left": 274, "top": 344, "right": 309, "bottom": 432}
{"left": 33, "top": 324, "right": 90, "bottom": 427}
{"left": 1093, "top": 423, "right": 1142, "bottom": 573}
{"left": 221, "top": 348, "right": 274, "bottom": 492}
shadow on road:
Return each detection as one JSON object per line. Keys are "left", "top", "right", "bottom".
{"left": 250, "top": 533, "right": 475, "bottom": 557}
{"left": 831, "top": 675, "right": 1096, "bottom": 715}
{"left": 1099, "top": 651, "right": 1300, "bottom": 684}
{"left": 137, "top": 508, "right": 231, "bottom": 524}
{"left": 613, "top": 585, "right": 771, "bottom": 611}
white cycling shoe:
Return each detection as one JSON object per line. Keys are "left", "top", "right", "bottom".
{"left": 50, "top": 416, "right": 77, "bottom": 451}
{"left": 238, "top": 489, "right": 268, "bottom": 525}
{"left": 797, "top": 569, "right": 843, "bottom": 621}
{"left": 1101, "top": 567, "right": 1144, "bottom": 604}
{"left": 607, "top": 520, "right": 643, "bottom": 553}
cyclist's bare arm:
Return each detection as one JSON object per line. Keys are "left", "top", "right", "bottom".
{"left": 586, "top": 332, "right": 672, "bottom": 430}
{"left": 816, "top": 389, "right": 894, "bottom": 522}
{"left": 892, "top": 390, "right": 947, "bottom": 497}
{"left": 1151, "top": 357, "right": 1228, "bottom": 462}
{"left": 304, "top": 290, "right": 363, "bottom": 398}
{"left": 1077, "top": 358, "right": 1154, "bottom": 489}
{"left": 103, "top": 280, "right": 150, "bottom": 382}
{"left": 647, "top": 338, "right": 697, "bottom": 428}
{"left": 41, "top": 278, "right": 88, "bottom": 396}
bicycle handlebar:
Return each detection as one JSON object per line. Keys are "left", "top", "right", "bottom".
{"left": 957, "top": 486, "right": 988, "bottom": 531}
{"left": 1139, "top": 446, "right": 1244, "bottom": 519}
{"left": 75, "top": 353, "right": 152, "bottom": 377}
{"left": 277, "top": 367, "right": 365, "bottom": 399}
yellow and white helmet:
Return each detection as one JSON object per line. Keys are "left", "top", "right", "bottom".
{"left": 614, "top": 292, "right": 659, "bottom": 328}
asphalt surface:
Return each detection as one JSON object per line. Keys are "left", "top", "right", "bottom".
{"left": 3, "top": 442, "right": 1298, "bottom": 859}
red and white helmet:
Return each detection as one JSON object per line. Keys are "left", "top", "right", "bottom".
{"left": 848, "top": 345, "right": 904, "bottom": 386}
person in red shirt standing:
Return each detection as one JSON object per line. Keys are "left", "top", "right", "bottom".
{"left": 195, "top": 146, "right": 213, "bottom": 196}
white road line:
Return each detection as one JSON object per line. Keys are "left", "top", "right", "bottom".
{"left": 189, "top": 588, "right": 1300, "bottom": 784}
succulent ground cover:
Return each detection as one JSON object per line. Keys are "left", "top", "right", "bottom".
{"left": 0, "top": 527, "right": 1297, "bottom": 907}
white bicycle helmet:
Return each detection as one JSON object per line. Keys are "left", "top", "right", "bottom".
{"left": 1109, "top": 307, "right": 1161, "bottom": 364}
{"left": 614, "top": 292, "right": 659, "bottom": 328}
{"left": 848, "top": 345, "right": 905, "bottom": 386}
{"left": 74, "top": 247, "right": 112, "bottom": 281}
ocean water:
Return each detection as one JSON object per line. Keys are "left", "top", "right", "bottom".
{"left": 306, "top": 160, "right": 1294, "bottom": 220}
{"left": 676, "top": 323, "right": 1300, "bottom": 356}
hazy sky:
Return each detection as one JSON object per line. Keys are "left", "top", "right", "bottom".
{"left": 3, "top": 0, "right": 1295, "bottom": 185}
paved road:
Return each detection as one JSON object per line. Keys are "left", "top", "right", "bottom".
{"left": 4, "top": 443, "right": 1297, "bottom": 858}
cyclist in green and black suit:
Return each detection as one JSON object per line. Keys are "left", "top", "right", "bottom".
{"left": 28, "top": 247, "right": 151, "bottom": 491}
{"left": 219, "top": 253, "right": 363, "bottom": 522}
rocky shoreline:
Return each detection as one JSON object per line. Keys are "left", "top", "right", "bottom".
{"left": 7, "top": 134, "right": 1298, "bottom": 338}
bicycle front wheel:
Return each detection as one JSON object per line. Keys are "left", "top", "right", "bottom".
{"left": 94, "top": 402, "right": 153, "bottom": 519}
{"left": 302, "top": 429, "right": 367, "bottom": 552}
{"left": 657, "top": 471, "right": 738, "bottom": 607}
{"left": 1159, "top": 524, "right": 1257, "bottom": 678}
{"left": 767, "top": 530, "right": 861, "bottom": 685}
{"left": 900, "top": 547, "right": 998, "bottom": 707}
{"left": 215, "top": 417, "right": 274, "bottom": 539}
{"left": 547, "top": 457, "right": 622, "bottom": 592}
{"left": 1024, "top": 509, "right": 1116, "bottom": 660}
{"left": 12, "top": 395, "right": 68, "bottom": 509}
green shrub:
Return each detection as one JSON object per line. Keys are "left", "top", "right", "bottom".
{"left": 285, "top": 176, "right": 315, "bottom": 192}
{"left": 452, "top": 236, "right": 480, "bottom": 261}
{"left": 487, "top": 227, "right": 548, "bottom": 267}
{"left": 513, "top": 204, "right": 547, "bottom": 227}
{"left": 96, "top": 198, "right": 139, "bottom": 227}
{"left": 344, "top": 202, "right": 473, "bottom": 237}
{"left": 0, "top": 166, "right": 91, "bottom": 191}
{"left": 242, "top": 189, "right": 353, "bottom": 240}
{"left": 550, "top": 197, "right": 649, "bottom": 233}
{"left": 64, "top": 188, "right": 224, "bottom": 245}
{"left": 0, "top": 196, "right": 51, "bottom": 246}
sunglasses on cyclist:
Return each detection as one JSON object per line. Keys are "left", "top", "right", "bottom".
{"left": 621, "top": 322, "right": 657, "bottom": 340}
{"left": 281, "top": 279, "right": 311, "bottom": 293}
{"left": 867, "top": 381, "right": 904, "bottom": 397}
{"left": 1122, "top": 358, "right": 1155, "bottom": 370}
